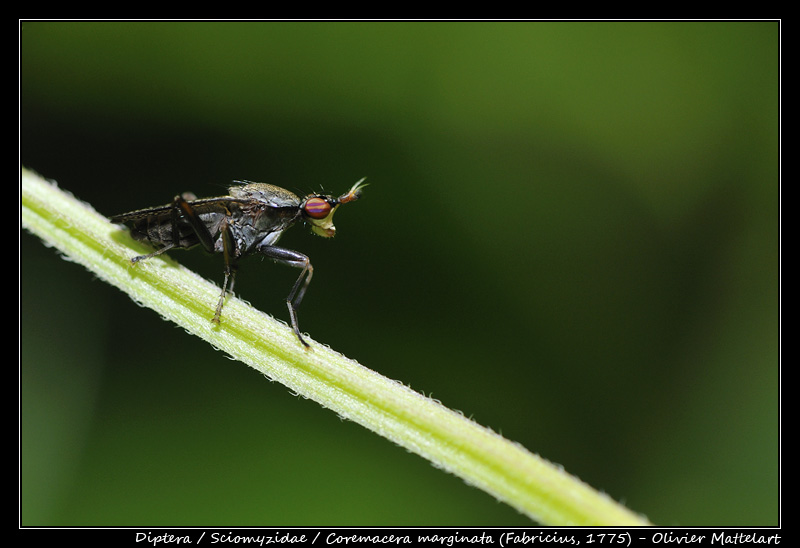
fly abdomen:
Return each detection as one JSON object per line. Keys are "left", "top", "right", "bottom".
{"left": 120, "top": 211, "right": 205, "bottom": 250}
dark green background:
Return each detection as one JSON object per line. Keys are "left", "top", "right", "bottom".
{"left": 20, "top": 21, "right": 779, "bottom": 526}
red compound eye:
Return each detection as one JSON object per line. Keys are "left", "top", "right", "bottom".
{"left": 304, "top": 197, "right": 331, "bottom": 219}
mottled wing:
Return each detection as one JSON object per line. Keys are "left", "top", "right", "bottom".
{"left": 111, "top": 197, "right": 241, "bottom": 249}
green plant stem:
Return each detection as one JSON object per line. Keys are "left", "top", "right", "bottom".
{"left": 21, "top": 168, "right": 650, "bottom": 526}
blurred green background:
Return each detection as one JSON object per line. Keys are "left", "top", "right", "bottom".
{"left": 20, "top": 21, "right": 779, "bottom": 526}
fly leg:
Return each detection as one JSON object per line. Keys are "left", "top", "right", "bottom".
{"left": 258, "top": 244, "right": 313, "bottom": 348}
{"left": 173, "top": 194, "right": 216, "bottom": 252}
{"left": 213, "top": 217, "right": 238, "bottom": 323}
{"left": 171, "top": 195, "right": 239, "bottom": 324}
{"left": 130, "top": 243, "right": 175, "bottom": 263}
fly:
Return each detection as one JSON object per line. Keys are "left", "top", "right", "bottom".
{"left": 110, "top": 178, "right": 367, "bottom": 347}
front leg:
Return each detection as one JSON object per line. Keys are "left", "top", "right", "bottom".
{"left": 258, "top": 244, "right": 313, "bottom": 348}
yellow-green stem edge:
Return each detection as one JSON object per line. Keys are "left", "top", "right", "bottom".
{"left": 21, "top": 167, "right": 650, "bottom": 526}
